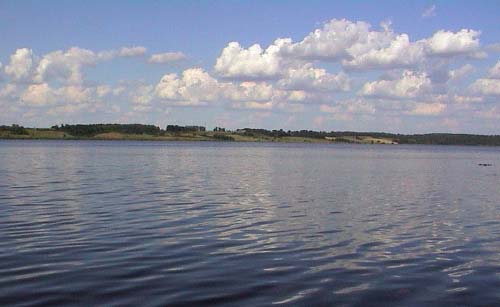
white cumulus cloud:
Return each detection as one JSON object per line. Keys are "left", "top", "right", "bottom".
{"left": 213, "top": 19, "right": 484, "bottom": 78}
{"left": 488, "top": 61, "right": 500, "bottom": 79}
{"left": 448, "top": 64, "right": 475, "bottom": 81}
{"left": 148, "top": 52, "right": 187, "bottom": 64}
{"left": 214, "top": 40, "right": 290, "bottom": 79}
{"left": 360, "top": 70, "right": 431, "bottom": 99}
{"left": 131, "top": 85, "right": 155, "bottom": 105}
{"left": 278, "top": 64, "right": 350, "bottom": 92}
{"left": 284, "top": 19, "right": 392, "bottom": 61}
{"left": 155, "top": 68, "right": 220, "bottom": 105}
{"left": 2, "top": 18, "right": 496, "bottom": 128}
{"left": 0, "top": 84, "right": 18, "bottom": 100}
{"left": 320, "top": 99, "right": 376, "bottom": 115}
{"left": 407, "top": 102, "right": 446, "bottom": 116}
{"left": 342, "top": 34, "right": 425, "bottom": 70}
{"left": 426, "top": 29, "right": 481, "bottom": 56}
{"left": 5, "top": 48, "right": 35, "bottom": 81}
{"left": 20, "top": 83, "right": 56, "bottom": 106}
{"left": 118, "top": 46, "right": 147, "bottom": 57}
{"left": 34, "top": 47, "right": 98, "bottom": 84}
{"left": 223, "top": 81, "right": 275, "bottom": 102}
{"left": 470, "top": 78, "right": 500, "bottom": 96}
{"left": 97, "top": 46, "right": 147, "bottom": 60}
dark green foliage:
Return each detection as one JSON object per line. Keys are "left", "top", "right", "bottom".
{"left": 237, "top": 128, "right": 327, "bottom": 139}
{"left": 213, "top": 133, "right": 234, "bottom": 141}
{"left": 58, "top": 124, "right": 161, "bottom": 137}
{"left": 394, "top": 133, "right": 500, "bottom": 146}
{"left": 166, "top": 125, "right": 206, "bottom": 132}
{"left": 0, "top": 124, "right": 29, "bottom": 135}
{"left": 235, "top": 128, "right": 500, "bottom": 146}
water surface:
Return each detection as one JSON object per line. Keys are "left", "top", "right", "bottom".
{"left": 0, "top": 140, "right": 499, "bottom": 306}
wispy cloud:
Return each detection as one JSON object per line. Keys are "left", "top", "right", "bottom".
{"left": 148, "top": 52, "right": 187, "bottom": 64}
{"left": 422, "top": 5, "right": 436, "bottom": 18}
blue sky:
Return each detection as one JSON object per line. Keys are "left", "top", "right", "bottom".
{"left": 1, "top": 1, "right": 499, "bottom": 133}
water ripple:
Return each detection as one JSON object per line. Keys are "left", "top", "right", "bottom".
{"left": 0, "top": 141, "right": 499, "bottom": 306}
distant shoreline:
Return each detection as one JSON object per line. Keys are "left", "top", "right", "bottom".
{"left": 1, "top": 124, "right": 500, "bottom": 146}
{"left": 0, "top": 132, "right": 382, "bottom": 144}
{"left": 3, "top": 138, "right": 500, "bottom": 148}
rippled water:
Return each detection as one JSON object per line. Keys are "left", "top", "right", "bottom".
{"left": 0, "top": 140, "right": 499, "bottom": 306}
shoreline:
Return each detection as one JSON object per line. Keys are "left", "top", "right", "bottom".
{"left": 2, "top": 136, "right": 500, "bottom": 147}
{"left": 2, "top": 125, "right": 500, "bottom": 146}
{"left": 0, "top": 135, "right": 355, "bottom": 144}
{"left": 0, "top": 129, "right": 394, "bottom": 144}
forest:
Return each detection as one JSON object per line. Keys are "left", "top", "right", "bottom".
{"left": 51, "top": 124, "right": 161, "bottom": 137}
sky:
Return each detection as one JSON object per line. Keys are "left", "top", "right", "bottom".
{"left": 1, "top": 0, "right": 499, "bottom": 133}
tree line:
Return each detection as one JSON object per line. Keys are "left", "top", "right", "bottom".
{"left": 2, "top": 124, "right": 500, "bottom": 145}
{"left": 50, "top": 124, "right": 209, "bottom": 136}
{"left": 165, "top": 125, "right": 206, "bottom": 132}
{"left": 52, "top": 124, "right": 161, "bottom": 137}
{"left": 236, "top": 128, "right": 500, "bottom": 146}
{"left": 0, "top": 124, "right": 29, "bottom": 135}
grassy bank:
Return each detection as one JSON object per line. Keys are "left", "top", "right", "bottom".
{"left": 0, "top": 128, "right": 396, "bottom": 144}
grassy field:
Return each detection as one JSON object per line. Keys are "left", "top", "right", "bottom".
{"left": 0, "top": 128, "right": 397, "bottom": 144}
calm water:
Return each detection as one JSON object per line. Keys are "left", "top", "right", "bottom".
{"left": 0, "top": 140, "right": 499, "bottom": 306}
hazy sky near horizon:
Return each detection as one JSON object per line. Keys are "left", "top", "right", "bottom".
{"left": 1, "top": 0, "right": 499, "bottom": 133}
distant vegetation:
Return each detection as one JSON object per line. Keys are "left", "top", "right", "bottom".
{"left": 166, "top": 125, "right": 206, "bottom": 133}
{"left": 212, "top": 133, "right": 235, "bottom": 141}
{"left": 235, "top": 128, "right": 500, "bottom": 146}
{"left": 52, "top": 124, "right": 161, "bottom": 137}
{"left": 0, "top": 124, "right": 29, "bottom": 135}
{"left": 2, "top": 124, "right": 500, "bottom": 146}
